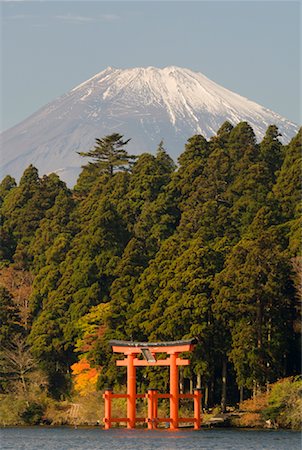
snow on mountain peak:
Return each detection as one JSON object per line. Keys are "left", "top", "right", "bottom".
{"left": 1, "top": 66, "right": 299, "bottom": 186}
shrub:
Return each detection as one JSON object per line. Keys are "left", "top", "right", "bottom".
{"left": 239, "top": 393, "right": 268, "bottom": 412}
{"left": 0, "top": 395, "right": 27, "bottom": 426}
{"left": 20, "top": 402, "right": 45, "bottom": 425}
{"left": 237, "top": 412, "right": 263, "bottom": 428}
{"left": 262, "top": 377, "right": 302, "bottom": 429}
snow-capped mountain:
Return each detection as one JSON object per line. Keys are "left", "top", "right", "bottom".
{"left": 1, "top": 66, "right": 299, "bottom": 186}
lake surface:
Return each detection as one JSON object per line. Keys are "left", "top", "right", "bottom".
{"left": 0, "top": 427, "right": 301, "bottom": 450}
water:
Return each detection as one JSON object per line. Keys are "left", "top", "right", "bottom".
{"left": 0, "top": 427, "right": 301, "bottom": 450}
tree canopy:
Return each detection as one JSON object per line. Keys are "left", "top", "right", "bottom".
{"left": 0, "top": 126, "right": 300, "bottom": 407}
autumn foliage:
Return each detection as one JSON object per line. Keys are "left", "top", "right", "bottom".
{"left": 71, "top": 359, "right": 100, "bottom": 396}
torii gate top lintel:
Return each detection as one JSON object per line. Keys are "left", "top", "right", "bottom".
{"left": 110, "top": 338, "right": 197, "bottom": 355}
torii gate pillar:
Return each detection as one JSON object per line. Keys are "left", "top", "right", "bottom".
{"left": 127, "top": 353, "right": 136, "bottom": 429}
{"left": 169, "top": 352, "right": 179, "bottom": 430}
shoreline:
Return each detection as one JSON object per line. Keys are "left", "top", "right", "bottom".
{"left": 1, "top": 423, "right": 300, "bottom": 431}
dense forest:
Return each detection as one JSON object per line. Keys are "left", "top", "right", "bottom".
{"left": 0, "top": 122, "right": 301, "bottom": 422}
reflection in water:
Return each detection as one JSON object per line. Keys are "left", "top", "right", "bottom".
{"left": 113, "top": 429, "right": 188, "bottom": 439}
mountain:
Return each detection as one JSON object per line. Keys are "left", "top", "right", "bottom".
{"left": 1, "top": 66, "right": 299, "bottom": 186}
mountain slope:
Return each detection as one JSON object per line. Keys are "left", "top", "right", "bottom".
{"left": 1, "top": 66, "right": 299, "bottom": 186}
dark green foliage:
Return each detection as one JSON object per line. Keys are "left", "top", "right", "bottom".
{"left": 29, "top": 186, "right": 75, "bottom": 273}
{"left": 0, "top": 175, "right": 16, "bottom": 205}
{"left": 213, "top": 229, "right": 296, "bottom": 389}
{"left": 175, "top": 134, "right": 210, "bottom": 203}
{"left": 75, "top": 133, "right": 136, "bottom": 194}
{"left": 1, "top": 166, "right": 69, "bottom": 268}
{"left": 260, "top": 125, "right": 283, "bottom": 180}
{"left": 273, "top": 128, "right": 302, "bottom": 220}
{"left": 262, "top": 377, "right": 302, "bottom": 429}
{"left": 20, "top": 402, "right": 45, "bottom": 425}
{"left": 79, "top": 133, "right": 134, "bottom": 174}
{"left": 0, "top": 125, "right": 300, "bottom": 403}
{"left": 210, "top": 121, "right": 234, "bottom": 149}
{"left": 0, "top": 286, "right": 20, "bottom": 347}
{"left": 156, "top": 140, "right": 176, "bottom": 174}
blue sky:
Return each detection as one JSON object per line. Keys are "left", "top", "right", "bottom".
{"left": 1, "top": 1, "right": 300, "bottom": 131}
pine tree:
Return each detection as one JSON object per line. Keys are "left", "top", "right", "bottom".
{"left": 79, "top": 133, "right": 135, "bottom": 175}
{"left": 75, "top": 134, "right": 136, "bottom": 194}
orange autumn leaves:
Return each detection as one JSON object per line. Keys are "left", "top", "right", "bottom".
{"left": 71, "top": 359, "right": 100, "bottom": 396}
{"left": 71, "top": 303, "right": 109, "bottom": 396}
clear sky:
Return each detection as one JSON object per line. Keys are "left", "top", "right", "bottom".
{"left": 1, "top": 0, "right": 300, "bottom": 132}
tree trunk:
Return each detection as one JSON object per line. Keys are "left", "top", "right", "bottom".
{"left": 266, "top": 316, "right": 271, "bottom": 385}
{"left": 20, "top": 371, "right": 29, "bottom": 406}
{"left": 239, "top": 386, "right": 244, "bottom": 404}
{"left": 197, "top": 373, "right": 201, "bottom": 389}
{"left": 210, "top": 380, "right": 214, "bottom": 407}
{"left": 204, "top": 384, "right": 209, "bottom": 410}
{"left": 221, "top": 358, "right": 227, "bottom": 412}
{"left": 252, "top": 381, "right": 257, "bottom": 402}
{"left": 179, "top": 367, "right": 184, "bottom": 394}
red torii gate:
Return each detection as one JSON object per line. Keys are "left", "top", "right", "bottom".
{"left": 103, "top": 339, "right": 202, "bottom": 430}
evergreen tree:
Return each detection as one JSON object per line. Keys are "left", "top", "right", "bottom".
{"left": 0, "top": 175, "right": 16, "bottom": 205}
{"left": 29, "top": 188, "right": 75, "bottom": 273}
{"left": 174, "top": 135, "right": 210, "bottom": 203}
{"left": 259, "top": 125, "right": 283, "bottom": 181}
{"left": 29, "top": 188, "right": 76, "bottom": 317}
{"left": 76, "top": 134, "right": 136, "bottom": 194}
{"left": 273, "top": 128, "right": 301, "bottom": 220}
{"left": 1, "top": 167, "right": 68, "bottom": 268}
{"left": 155, "top": 140, "right": 176, "bottom": 174}
{"left": 107, "top": 148, "right": 178, "bottom": 344}
{"left": 28, "top": 172, "right": 131, "bottom": 391}
{"left": 210, "top": 121, "right": 234, "bottom": 149}
{"left": 214, "top": 229, "right": 296, "bottom": 390}
{"left": 0, "top": 286, "right": 20, "bottom": 347}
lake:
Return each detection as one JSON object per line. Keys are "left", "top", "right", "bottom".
{"left": 0, "top": 427, "right": 301, "bottom": 450}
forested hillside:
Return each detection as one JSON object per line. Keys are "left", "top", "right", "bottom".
{"left": 0, "top": 123, "right": 301, "bottom": 414}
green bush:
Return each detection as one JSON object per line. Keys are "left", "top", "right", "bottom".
{"left": 20, "top": 402, "right": 46, "bottom": 425}
{"left": 262, "top": 376, "right": 302, "bottom": 429}
{"left": 0, "top": 395, "right": 27, "bottom": 426}
{"left": 262, "top": 405, "right": 283, "bottom": 422}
